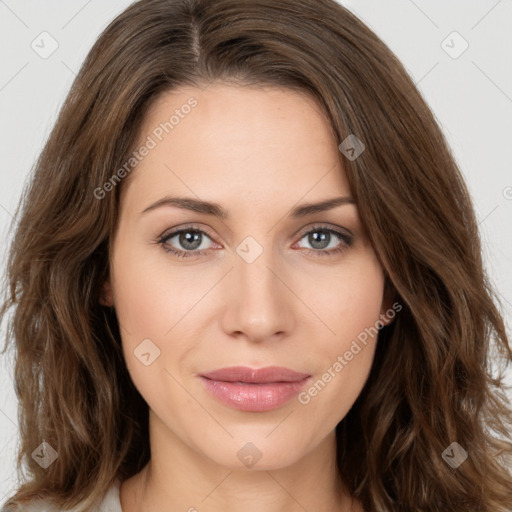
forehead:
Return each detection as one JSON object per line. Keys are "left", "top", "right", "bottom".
{"left": 121, "top": 82, "right": 351, "bottom": 211}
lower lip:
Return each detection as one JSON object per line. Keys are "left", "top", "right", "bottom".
{"left": 200, "top": 376, "right": 310, "bottom": 412}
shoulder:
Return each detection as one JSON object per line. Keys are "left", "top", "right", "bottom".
{"left": 12, "top": 480, "right": 122, "bottom": 512}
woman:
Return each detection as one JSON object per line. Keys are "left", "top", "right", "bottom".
{"left": 1, "top": 0, "right": 511, "bottom": 510}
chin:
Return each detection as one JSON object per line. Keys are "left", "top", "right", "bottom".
{"left": 200, "top": 437, "right": 308, "bottom": 472}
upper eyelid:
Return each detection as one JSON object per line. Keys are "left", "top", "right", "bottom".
{"left": 160, "top": 224, "right": 217, "bottom": 244}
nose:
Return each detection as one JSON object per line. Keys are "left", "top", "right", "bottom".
{"left": 219, "top": 245, "right": 295, "bottom": 344}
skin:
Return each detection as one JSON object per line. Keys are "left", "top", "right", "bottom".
{"left": 103, "top": 82, "right": 393, "bottom": 512}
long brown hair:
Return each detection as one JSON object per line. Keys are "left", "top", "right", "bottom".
{"left": 1, "top": 0, "right": 511, "bottom": 510}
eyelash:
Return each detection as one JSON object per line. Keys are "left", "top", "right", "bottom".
{"left": 156, "top": 223, "right": 353, "bottom": 260}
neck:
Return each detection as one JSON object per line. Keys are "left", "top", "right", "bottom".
{"left": 120, "top": 412, "right": 360, "bottom": 512}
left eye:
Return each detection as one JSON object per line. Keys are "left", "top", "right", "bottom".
{"left": 296, "top": 228, "right": 349, "bottom": 251}
{"left": 157, "top": 225, "right": 353, "bottom": 259}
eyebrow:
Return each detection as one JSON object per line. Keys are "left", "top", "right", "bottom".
{"left": 141, "top": 195, "right": 355, "bottom": 219}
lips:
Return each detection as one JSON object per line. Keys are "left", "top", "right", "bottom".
{"left": 199, "top": 366, "right": 311, "bottom": 412}
{"left": 200, "top": 366, "right": 310, "bottom": 383}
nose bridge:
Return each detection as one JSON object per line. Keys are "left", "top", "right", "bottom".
{"left": 237, "top": 241, "right": 276, "bottom": 298}
{"left": 221, "top": 233, "right": 293, "bottom": 340}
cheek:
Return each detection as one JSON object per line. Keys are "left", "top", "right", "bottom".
{"left": 110, "top": 238, "right": 198, "bottom": 338}
{"left": 109, "top": 242, "right": 204, "bottom": 384}
{"left": 297, "top": 254, "right": 385, "bottom": 414}
{"left": 313, "top": 251, "right": 385, "bottom": 347}
{"left": 111, "top": 267, "right": 166, "bottom": 339}
{"left": 108, "top": 243, "right": 169, "bottom": 375}
{"left": 110, "top": 251, "right": 190, "bottom": 416}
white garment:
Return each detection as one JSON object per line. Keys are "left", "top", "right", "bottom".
{"left": 14, "top": 479, "right": 122, "bottom": 512}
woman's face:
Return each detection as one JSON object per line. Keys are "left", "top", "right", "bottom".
{"left": 105, "top": 82, "right": 391, "bottom": 470}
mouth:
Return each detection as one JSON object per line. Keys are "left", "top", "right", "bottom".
{"left": 199, "top": 366, "right": 311, "bottom": 412}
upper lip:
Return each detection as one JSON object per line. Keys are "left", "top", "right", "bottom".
{"left": 200, "top": 366, "right": 310, "bottom": 383}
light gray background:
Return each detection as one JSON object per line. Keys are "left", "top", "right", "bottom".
{"left": 0, "top": 0, "right": 511, "bottom": 502}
